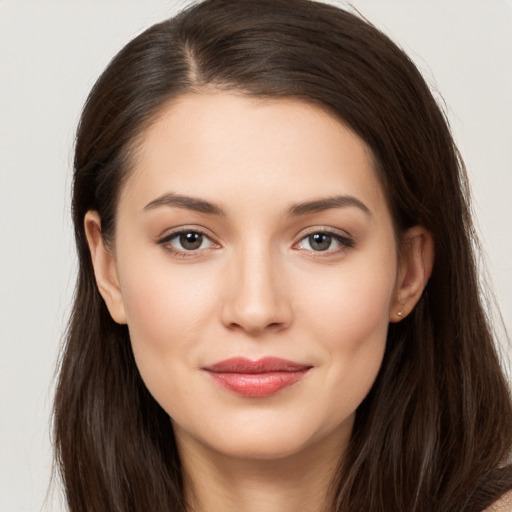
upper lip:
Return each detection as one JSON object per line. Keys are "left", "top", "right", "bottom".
{"left": 203, "top": 357, "right": 312, "bottom": 374}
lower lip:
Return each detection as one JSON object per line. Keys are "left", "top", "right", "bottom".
{"left": 206, "top": 370, "right": 309, "bottom": 397}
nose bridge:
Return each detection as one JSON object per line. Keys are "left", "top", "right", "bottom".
{"left": 221, "top": 238, "right": 291, "bottom": 334}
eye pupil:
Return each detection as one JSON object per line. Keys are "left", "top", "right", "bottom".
{"left": 309, "top": 233, "right": 332, "bottom": 251}
{"left": 179, "top": 232, "right": 203, "bottom": 250}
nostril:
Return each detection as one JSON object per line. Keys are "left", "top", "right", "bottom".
{"left": 223, "top": 309, "right": 291, "bottom": 336}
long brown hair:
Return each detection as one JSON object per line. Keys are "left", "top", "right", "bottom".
{"left": 53, "top": 1, "right": 512, "bottom": 510}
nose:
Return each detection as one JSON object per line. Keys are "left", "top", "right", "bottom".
{"left": 219, "top": 246, "right": 292, "bottom": 336}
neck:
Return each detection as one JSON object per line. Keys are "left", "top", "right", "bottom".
{"left": 175, "top": 425, "right": 350, "bottom": 512}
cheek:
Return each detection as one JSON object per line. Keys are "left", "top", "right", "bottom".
{"left": 303, "top": 249, "right": 396, "bottom": 346}
{"left": 299, "top": 250, "right": 396, "bottom": 411}
{"left": 116, "top": 255, "right": 217, "bottom": 392}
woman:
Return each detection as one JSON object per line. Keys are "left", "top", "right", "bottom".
{"left": 53, "top": 0, "right": 512, "bottom": 510}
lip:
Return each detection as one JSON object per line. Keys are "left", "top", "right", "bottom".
{"left": 203, "top": 357, "right": 312, "bottom": 397}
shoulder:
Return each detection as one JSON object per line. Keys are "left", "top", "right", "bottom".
{"left": 484, "top": 490, "right": 512, "bottom": 512}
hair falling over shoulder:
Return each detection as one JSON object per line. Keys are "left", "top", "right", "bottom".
{"left": 53, "top": 1, "right": 512, "bottom": 510}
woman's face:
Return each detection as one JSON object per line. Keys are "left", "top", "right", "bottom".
{"left": 95, "top": 93, "right": 406, "bottom": 460}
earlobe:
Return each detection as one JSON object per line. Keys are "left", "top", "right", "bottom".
{"left": 84, "top": 211, "right": 127, "bottom": 324}
{"left": 390, "top": 226, "right": 434, "bottom": 323}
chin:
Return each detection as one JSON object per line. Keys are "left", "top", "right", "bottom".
{"left": 174, "top": 408, "right": 353, "bottom": 463}
{"left": 214, "top": 433, "right": 313, "bottom": 460}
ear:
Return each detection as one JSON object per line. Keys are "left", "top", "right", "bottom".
{"left": 390, "top": 226, "right": 434, "bottom": 323}
{"left": 84, "top": 211, "right": 127, "bottom": 324}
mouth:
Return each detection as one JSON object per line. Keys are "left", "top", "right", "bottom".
{"left": 202, "top": 357, "right": 312, "bottom": 397}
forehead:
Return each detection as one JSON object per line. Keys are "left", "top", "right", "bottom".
{"left": 121, "top": 92, "right": 387, "bottom": 218}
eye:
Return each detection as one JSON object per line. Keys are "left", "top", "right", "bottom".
{"left": 296, "top": 231, "right": 354, "bottom": 253}
{"left": 158, "top": 229, "right": 216, "bottom": 255}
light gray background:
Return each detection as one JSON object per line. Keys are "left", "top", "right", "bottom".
{"left": 1, "top": 1, "right": 511, "bottom": 510}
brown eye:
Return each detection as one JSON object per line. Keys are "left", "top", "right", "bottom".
{"left": 179, "top": 232, "right": 204, "bottom": 250}
{"left": 158, "top": 229, "right": 216, "bottom": 254}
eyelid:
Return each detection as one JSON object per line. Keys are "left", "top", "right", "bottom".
{"left": 156, "top": 223, "right": 211, "bottom": 240}
{"left": 155, "top": 225, "right": 355, "bottom": 258}
{"left": 292, "top": 227, "right": 355, "bottom": 253}
{"left": 156, "top": 226, "right": 220, "bottom": 257}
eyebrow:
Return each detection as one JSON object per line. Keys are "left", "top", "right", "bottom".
{"left": 143, "top": 193, "right": 227, "bottom": 216}
{"left": 142, "top": 192, "right": 371, "bottom": 217}
{"left": 287, "top": 195, "right": 371, "bottom": 217}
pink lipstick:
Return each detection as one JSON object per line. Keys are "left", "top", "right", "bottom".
{"left": 203, "top": 357, "right": 311, "bottom": 397}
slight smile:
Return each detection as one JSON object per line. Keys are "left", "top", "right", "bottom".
{"left": 203, "top": 357, "right": 313, "bottom": 397}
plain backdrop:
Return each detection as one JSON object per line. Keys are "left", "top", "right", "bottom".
{"left": 0, "top": 1, "right": 511, "bottom": 510}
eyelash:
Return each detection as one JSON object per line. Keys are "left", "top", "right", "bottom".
{"left": 156, "top": 228, "right": 355, "bottom": 258}
{"left": 157, "top": 228, "right": 217, "bottom": 258}
{"left": 294, "top": 230, "right": 355, "bottom": 255}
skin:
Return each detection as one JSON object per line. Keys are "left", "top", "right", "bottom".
{"left": 85, "top": 93, "right": 434, "bottom": 512}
